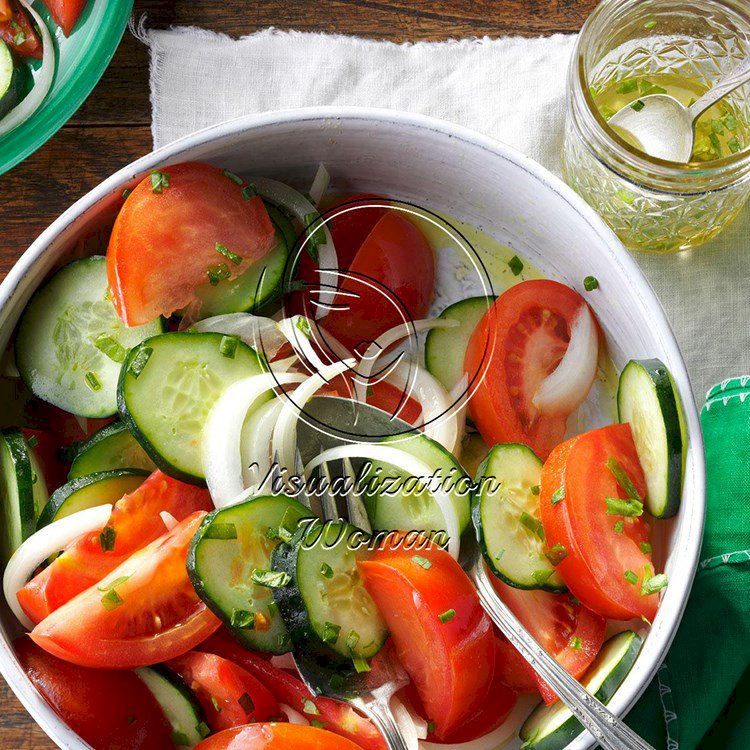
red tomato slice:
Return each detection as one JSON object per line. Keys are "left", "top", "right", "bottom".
{"left": 41, "top": 0, "right": 86, "bottom": 36}
{"left": 195, "top": 723, "right": 363, "bottom": 750}
{"left": 18, "top": 470, "right": 212, "bottom": 624}
{"left": 166, "top": 651, "right": 279, "bottom": 732}
{"left": 490, "top": 575, "right": 606, "bottom": 704}
{"left": 540, "top": 424, "right": 659, "bottom": 621}
{"left": 464, "top": 280, "right": 589, "bottom": 459}
{"left": 0, "top": 6, "right": 42, "bottom": 58}
{"left": 107, "top": 162, "right": 276, "bottom": 326}
{"left": 16, "top": 637, "right": 174, "bottom": 749}
{"left": 492, "top": 636, "right": 538, "bottom": 693}
{"left": 359, "top": 536, "right": 495, "bottom": 740}
{"left": 202, "top": 631, "right": 387, "bottom": 750}
{"left": 30, "top": 512, "right": 220, "bottom": 668}
{"left": 324, "top": 193, "right": 389, "bottom": 271}
{"left": 0, "top": 1, "right": 10, "bottom": 22}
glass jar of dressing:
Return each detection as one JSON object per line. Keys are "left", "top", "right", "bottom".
{"left": 563, "top": 0, "right": 750, "bottom": 253}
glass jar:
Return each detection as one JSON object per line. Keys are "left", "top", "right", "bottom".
{"left": 563, "top": 0, "right": 750, "bottom": 254}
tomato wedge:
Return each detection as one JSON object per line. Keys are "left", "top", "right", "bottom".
{"left": 16, "top": 637, "right": 174, "bottom": 749}
{"left": 490, "top": 575, "right": 606, "bottom": 704}
{"left": 464, "top": 279, "right": 590, "bottom": 459}
{"left": 540, "top": 424, "right": 659, "bottom": 621}
{"left": 18, "top": 470, "right": 212, "bottom": 624}
{"left": 195, "top": 723, "right": 362, "bottom": 750}
{"left": 0, "top": 5, "right": 42, "bottom": 58}
{"left": 42, "top": 0, "right": 86, "bottom": 36}
{"left": 359, "top": 535, "right": 495, "bottom": 740}
{"left": 202, "top": 631, "right": 387, "bottom": 750}
{"left": 107, "top": 162, "right": 276, "bottom": 326}
{"left": 30, "top": 512, "right": 220, "bottom": 668}
{"left": 166, "top": 651, "right": 279, "bottom": 732}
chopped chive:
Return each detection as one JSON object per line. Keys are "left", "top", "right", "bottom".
{"left": 728, "top": 136, "right": 742, "bottom": 154}
{"left": 641, "top": 614, "right": 652, "bottom": 626}
{"left": 641, "top": 573, "right": 668, "bottom": 596}
{"left": 99, "top": 526, "right": 116, "bottom": 552}
{"left": 631, "top": 99, "right": 646, "bottom": 112}
{"left": 207, "top": 262, "right": 231, "bottom": 286}
{"left": 551, "top": 486, "right": 566, "bottom": 506}
{"left": 353, "top": 653, "right": 371, "bottom": 673}
{"left": 126, "top": 716, "right": 136, "bottom": 725}
{"left": 439, "top": 609, "right": 456, "bottom": 624}
{"left": 95, "top": 334, "right": 127, "bottom": 363}
{"left": 530, "top": 484, "right": 541, "bottom": 496}
{"left": 219, "top": 335, "right": 239, "bottom": 359}
{"left": 346, "top": 630, "right": 360, "bottom": 650}
{"left": 303, "top": 212, "right": 325, "bottom": 262}
{"left": 150, "top": 170, "right": 171, "bottom": 193}
{"left": 128, "top": 346, "right": 153, "bottom": 378}
{"left": 196, "top": 722, "right": 211, "bottom": 739}
{"left": 607, "top": 457, "right": 642, "bottom": 501}
{"left": 300, "top": 698, "right": 320, "bottom": 715}
{"left": 644, "top": 19, "right": 657, "bottom": 29}
{"left": 320, "top": 562, "right": 334, "bottom": 579}
{"left": 624, "top": 569, "right": 639, "bottom": 585}
{"left": 84, "top": 371, "right": 102, "bottom": 391}
{"left": 427, "top": 721, "right": 436, "bottom": 735}
{"left": 211, "top": 695, "right": 221, "bottom": 712}
{"left": 216, "top": 242, "right": 243, "bottom": 266}
{"left": 97, "top": 575, "right": 131, "bottom": 592}
{"left": 310, "top": 719, "right": 327, "bottom": 729}
{"left": 122, "top": 188, "right": 132, "bottom": 200}
{"left": 605, "top": 496, "right": 644, "bottom": 517}
{"left": 26, "top": 434, "right": 38, "bottom": 449}
{"left": 231, "top": 609, "right": 256, "bottom": 629}
{"left": 242, "top": 184, "right": 257, "bottom": 200}
{"left": 583, "top": 275, "right": 599, "bottom": 291}
{"left": 569, "top": 594, "right": 581, "bottom": 606}
{"left": 533, "top": 568, "right": 553, "bottom": 585}
{"left": 616, "top": 79, "right": 638, "bottom": 94}
{"left": 614, "top": 520, "right": 625, "bottom": 534}
{"left": 639, "top": 79, "right": 666, "bottom": 95}
{"left": 322, "top": 621, "right": 341, "bottom": 643}
{"left": 520, "top": 511, "right": 545, "bottom": 540}
{"left": 601, "top": 105, "right": 617, "bottom": 121}
{"left": 640, "top": 542, "right": 653, "bottom": 554}
{"left": 616, "top": 188, "right": 636, "bottom": 205}
{"left": 495, "top": 548, "right": 505, "bottom": 561}
{"left": 13, "top": 30, "right": 26, "bottom": 46}
{"left": 223, "top": 169, "right": 244, "bottom": 185}
{"left": 238, "top": 692, "right": 255, "bottom": 714}
{"left": 709, "top": 132, "right": 723, "bottom": 157}
{"left": 295, "top": 316, "right": 312, "bottom": 337}
{"left": 570, "top": 636, "right": 583, "bottom": 650}
{"left": 711, "top": 119, "right": 725, "bottom": 134}
{"left": 101, "top": 588, "right": 124, "bottom": 610}
{"left": 508, "top": 255, "right": 524, "bottom": 276}
{"left": 723, "top": 114, "right": 739, "bottom": 131}
{"left": 545, "top": 543, "right": 568, "bottom": 566}
{"left": 251, "top": 569, "right": 291, "bottom": 588}
{"left": 171, "top": 731, "right": 190, "bottom": 747}
{"left": 267, "top": 600, "right": 279, "bottom": 617}
{"left": 204, "top": 522, "right": 238, "bottom": 540}
{"left": 412, "top": 555, "right": 432, "bottom": 570}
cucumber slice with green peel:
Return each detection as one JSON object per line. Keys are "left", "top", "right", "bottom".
{"left": 473, "top": 443, "right": 566, "bottom": 592}
{"left": 519, "top": 630, "right": 643, "bottom": 750}
{"left": 15, "top": 257, "right": 164, "bottom": 419}
{"left": 68, "top": 421, "right": 156, "bottom": 479}
{"left": 425, "top": 296, "right": 496, "bottom": 391}
{"left": 117, "top": 331, "right": 266, "bottom": 484}
{"left": 361, "top": 432, "right": 471, "bottom": 538}
{"left": 28, "top": 447, "right": 49, "bottom": 521}
{"left": 187, "top": 495, "right": 311, "bottom": 654}
{"left": 0, "top": 429, "right": 37, "bottom": 564}
{"left": 0, "top": 41, "right": 21, "bottom": 119}
{"left": 195, "top": 206, "right": 293, "bottom": 317}
{"left": 272, "top": 521, "right": 388, "bottom": 663}
{"left": 135, "top": 666, "right": 206, "bottom": 748}
{"left": 37, "top": 469, "right": 149, "bottom": 528}
{"left": 617, "top": 359, "right": 685, "bottom": 518}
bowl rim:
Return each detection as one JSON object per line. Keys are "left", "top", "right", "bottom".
{"left": 0, "top": 106, "right": 706, "bottom": 750}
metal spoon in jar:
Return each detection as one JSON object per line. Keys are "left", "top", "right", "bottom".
{"left": 607, "top": 57, "right": 750, "bottom": 163}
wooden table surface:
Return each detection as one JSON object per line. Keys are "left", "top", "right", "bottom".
{"left": 0, "top": 0, "right": 596, "bottom": 746}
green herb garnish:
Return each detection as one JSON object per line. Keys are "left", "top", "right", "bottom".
{"left": 95, "top": 334, "right": 127, "bottom": 363}
{"left": 520, "top": 511, "right": 545, "bottom": 541}
{"left": 533, "top": 569, "right": 553, "bottom": 585}
{"left": 196, "top": 722, "right": 211, "bottom": 739}
{"left": 100, "top": 526, "right": 116, "bottom": 552}
{"left": 204, "top": 522, "right": 238, "bottom": 540}
{"left": 150, "top": 170, "right": 171, "bottom": 193}
{"left": 320, "top": 562, "right": 334, "bottom": 579}
{"left": 304, "top": 212, "right": 325, "bottom": 262}
{"left": 439, "top": 609, "right": 456, "bottom": 624}
{"left": 583, "top": 275, "right": 599, "bottom": 291}
{"left": 412, "top": 555, "right": 432, "bottom": 570}
{"left": 631, "top": 99, "right": 646, "bottom": 112}
{"left": 216, "top": 242, "right": 243, "bottom": 266}
{"left": 728, "top": 136, "right": 742, "bottom": 154}
{"left": 641, "top": 573, "right": 668, "bottom": 596}
{"left": 84, "top": 371, "right": 102, "bottom": 391}
{"left": 128, "top": 346, "right": 153, "bottom": 378}
{"left": 101, "top": 588, "right": 124, "bottom": 610}
{"left": 223, "top": 169, "right": 244, "bottom": 185}
{"left": 219, "top": 335, "right": 239, "bottom": 359}
{"left": 231, "top": 609, "right": 256, "bottom": 629}
{"left": 607, "top": 457, "right": 642, "bottom": 501}
{"left": 353, "top": 653, "right": 371, "bottom": 673}
{"left": 640, "top": 542, "right": 653, "bottom": 554}
{"left": 530, "top": 484, "right": 541, "bottom": 496}
{"left": 644, "top": 19, "right": 657, "bottom": 29}
{"left": 551, "top": 486, "right": 566, "bottom": 506}
{"left": 251, "top": 569, "right": 291, "bottom": 588}
{"left": 614, "top": 520, "right": 625, "bottom": 534}
{"left": 624, "top": 569, "right": 639, "bottom": 585}
{"left": 606, "top": 496, "right": 644, "bottom": 517}
{"left": 97, "top": 575, "right": 131, "bottom": 592}
{"left": 171, "top": 731, "right": 190, "bottom": 747}
{"left": 508, "top": 255, "right": 524, "bottom": 276}
{"left": 545, "top": 543, "right": 568, "bottom": 566}
{"left": 570, "top": 636, "right": 583, "bottom": 650}
{"left": 238, "top": 692, "right": 255, "bottom": 715}
{"left": 122, "top": 188, "right": 132, "bottom": 200}
{"left": 616, "top": 79, "right": 638, "bottom": 94}
{"left": 322, "top": 621, "right": 341, "bottom": 643}
{"left": 241, "top": 185, "right": 257, "bottom": 200}
{"left": 207, "top": 262, "right": 231, "bottom": 286}
{"left": 13, "top": 31, "right": 26, "bottom": 46}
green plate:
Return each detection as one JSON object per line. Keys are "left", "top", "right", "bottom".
{"left": 0, "top": 0, "right": 134, "bottom": 176}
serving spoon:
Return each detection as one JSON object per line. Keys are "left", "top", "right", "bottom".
{"left": 608, "top": 57, "right": 750, "bottom": 162}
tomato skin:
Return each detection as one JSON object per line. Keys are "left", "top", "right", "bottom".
{"left": 492, "top": 636, "right": 538, "bottom": 693}
{"left": 30, "top": 512, "right": 221, "bottom": 669}
{"left": 15, "top": 637, "right": 174, "bottom": 749}
{"left": 18, "top": 470, "right": 212, "bottom": 624}
{"left": 540, "top": 424, "right": 659, "bottom": 621}
{"left": 195, "top": 723, "right": 363, "bottom": 750}
{"left": 107, "top": 162, "right": 276, "bottom": 326}
{"left": 359, "top": 537, "right": 495, "bottom": 740}
{"left": 42, "top": 0, "right": 86, "bottom": 36}
{"left": 167, "top": 651, "right": 279, "bottom": 732}
{"left": 0, "top": 6, "right": 42, "bottom": 58}
{"left": 202, "top": 631, "right": 387, "bottom": 750}
{"left": 464, "top": 280, "right": 588, "bottom": 459}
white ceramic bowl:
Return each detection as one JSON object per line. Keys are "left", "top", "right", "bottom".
{"left": 0, "top": 107, "right": 705, "bottom": 750}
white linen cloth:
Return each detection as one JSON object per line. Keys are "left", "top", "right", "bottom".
{"left": 145, "top": 27, "right": 750, "bottom": 401}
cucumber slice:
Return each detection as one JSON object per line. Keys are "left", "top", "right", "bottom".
{"left": 473, "top": 443, "right": 566, "bottom": 592}
{"left": 362, "top": 432, "right": 471, "bottom": 537}
{"left": 187, "top": 495, "right": 310, "bottom": 654}
{"left": 37, "top": 469, "right": 148, "bottom": 528}
{"left": 617, "top": 359, "right": 685, "bottom": 518}
{"left": 0, "top": 40, "right": 21, "bottom": 119}
{"left": 68, "top": 421, "right": 156, "bottom": 479}
{"left": 28, "top": 446, "right": 49, "bottom": 521}
{"left": 117, "top": 331, "right": 265, "bottom": 484}
{"left": 0, "top": 429, "right": 36, "bottom": 565}
{"left": 135, "top": 666, "right": 205, "bottom": 748}
{"left": 272, "top": 521, "right": 388, "bottom": 663}
{"left": 15, "top": 257, "right": 164, "bottom": 418}
{"left": 195, "top": 206, "right": 292, "bottom": 317}
{"left": 425, "top": 296, "right": 496, "bottom": 391}
{"left": 519, "top": 630, "right": 642, "bottom": 750}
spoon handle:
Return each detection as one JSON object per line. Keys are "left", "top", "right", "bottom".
{"left": 689, "top": 57, "right": 750, "bottom": 121}
{"left": 353, "top": 690, "right": 410, "bottom": 750}
{"left": 471, "top": 561, "right": 655, "bottom": 750}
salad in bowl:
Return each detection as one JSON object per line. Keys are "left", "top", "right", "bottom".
{"left": 0, "top": 153, "right": 690, "bottom": 750}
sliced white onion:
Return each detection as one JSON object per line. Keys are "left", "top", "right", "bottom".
{"left": 272, "top": 360, "right": 355, "bottom": 472}
{"left": 532, "top": 303, "right": 598, "bottom": 417}
{"left": 305, "top": 444, "right": 460, "bottom": 559}
{"left": 391, "top": 695, "right": 427, "bottom": 750}
{"left": 160, "top": 511, "right": 178, "bottom": 531}
{"left": 202, "top": 373, "right": 306, "bottom": 507}
{"left": 277, "top": 316, "right": 329, "bottom": 375}
{"left": 308, "top": 163, "right": 330, "bottom": 207}
{"left": 242, "top": 398, "right": 284, "bottom": 492}
{"left": 251, "top": 177, "right": 338, "bottom": 319}
{"left": 192, "top": 313, "right": 288, "bottom": 361}
{"left": 0, "top": 1, "right": 55, "bottom": 137}
{"left": 3, "top": 504, "right": 112, "bottom": 629}
{"left": 353, "top": 319, "right": 459, "bottom": 402}
{"left": 450, "top": 373, "right": 470, "bottom": 450}
{"left": 280, "top": 703, "right": 310, "bottom": 726}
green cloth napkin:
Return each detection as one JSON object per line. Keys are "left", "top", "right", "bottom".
{"left": 626, "top": 377, "right": 750, "bottom": 749}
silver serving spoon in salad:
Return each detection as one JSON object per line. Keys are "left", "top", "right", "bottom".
{"left": 608, "top": 56, "right": 750, "bottom": 162}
